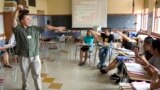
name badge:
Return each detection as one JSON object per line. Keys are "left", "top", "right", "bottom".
{"left": 27, "top": 35, "right": 32, "bottom": 39}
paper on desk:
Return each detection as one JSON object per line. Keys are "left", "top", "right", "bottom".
{"left": 125, "top": 62, "right": 146, "bottom": 75}
{"left": 132, "top": 81, "right": 150, "bottom": 90}
{"left": 117, "top": 48, "right": 135, "bottom": 55}
{"left": 119, "top": 83, "right": 131, "bottom": 87}
{"left": 119, "top": 83, "right": 132, "bottom": 89}
{"left": 117, "top": 48, "right": 132, "bottom": 52}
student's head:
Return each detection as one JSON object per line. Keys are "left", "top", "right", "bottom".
{"left": 122, "top": 31, "right": 129, "bottom": 37}
{"left": 86, "top": 29, "right": 92, "bottom": 36}
{"left": 19, "top": 13, "right": 31, "bottom": 27}
{"left": 151, "top": 39, "right": 160, "bottom": 55}
{"left": 102, "top": 27, "right": 111, "bottom": 35}
{"left": 143, "top": 37, "right": 153, "bottom": 51}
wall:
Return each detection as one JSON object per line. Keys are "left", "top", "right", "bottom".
{"left": 108, "top": 0, "right": 132, "bottom": 14}
{"left": 108, "top": 0, "right": 144, "bottom": 14}
{"left": 46, "top": 0, "right": 144, "bottom": 15}
{"left": 0, "top": 0, "right": 4, "bottom": 12}
{"left": 148, "top": 0, "right": 155, "bottom": 12}
{"left": 45, "top": 0, "right": 144, "bottom": 30}
{"left": 0, "top": 0, "right": 144, "bottom": 14}
{"left": 46, "top": 0, "right": 71, "bottom": 15}
{"left": 28, "top": 0, "right": 47, "bottom": 14}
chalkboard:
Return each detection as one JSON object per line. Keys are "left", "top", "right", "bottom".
{"left": 107, "top": 14, "right": 136, "bottom": 29}
{"left": 52, "top": 15, "right": 72, "bottom": 29}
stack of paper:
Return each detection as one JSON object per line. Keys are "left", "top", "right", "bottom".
{"left": 132, "top": 82, "right": 150, "bottom": 90}
{"left": 125, "top": 62, "right": 146, "bottom": 75}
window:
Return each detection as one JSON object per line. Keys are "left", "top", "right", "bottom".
{"left": 141, "top": 8, "right": 148, "bottom": 30}
{"left": 154, "top": 8, "right": 160, "bottom": 33}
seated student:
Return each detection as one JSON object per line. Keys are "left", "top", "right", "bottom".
{"left": 0, "top": 47, "right": 12, "bottom": 68}
{"left": 79, "top": 30, "right": 97, "bottom": 66}
{"left": 117, "top": 31, "right": 137, "bottom": 49}
{"left": 91, "top": 27, "right": 115, "bottom": 68}
{"left": 143, "top": 37, "right": 153, "bottom": 60}
{"left": 135, "top": 39, "right": 160, "bottom": 72}
{"left": 99, "top": 31, "right": 139, "bottom": 74}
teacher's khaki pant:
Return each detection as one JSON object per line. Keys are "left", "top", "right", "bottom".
{"left": 19, "top": 55, "right": 41, "bottom": 90}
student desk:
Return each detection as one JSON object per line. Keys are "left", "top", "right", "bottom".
{"left": 119, "top": 82, "right": 150, "bottom": 90}
{"left": 127, "top": 72, "right": 151, "bottom": 82}
{"left": 124, "top": 62, "right": 151, "bottom": 82}
{"left": 107, "top": 48, "right": 151, "bottom": 82}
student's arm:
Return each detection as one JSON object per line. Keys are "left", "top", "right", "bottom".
{"left": 116, "top": 31, "right": 137, "bottom": 43}
{"left": 134, "top": 47, "right": 149, "bottom": 66}
{"left": 91, "top": 31, "right": 99, "bottom": 42}
{"left": 12, "top": 4, "right": 23, "bottom": 28}
{"left": 90, "top": 30, "right": 102, "bottom": 42}
{"left": 149, "top": 65, "right": 160, "bottom": 90}
{"left": 90, "top": 30, "right": 101, "bottom": 36}
{"left": 155, "top": 80, "right": 160, "bottom": 89}
{"left": 135, "top": 56, "right": 149, "bottom": 66}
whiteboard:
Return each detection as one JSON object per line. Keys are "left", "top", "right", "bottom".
{"left": 0, "top": 15, "right": 4, "bottom": 34}
{"left": 72, "top": 0, "right": 107, "bottom": 28}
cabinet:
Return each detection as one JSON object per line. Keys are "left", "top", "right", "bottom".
{"left": 3, "top": 11, "right": 14, "bottom": 41}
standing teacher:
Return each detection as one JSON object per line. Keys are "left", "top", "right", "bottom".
{"left": 12, "top": 4, "right": 65, "bottom": 90}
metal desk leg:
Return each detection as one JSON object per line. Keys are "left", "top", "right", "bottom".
{"left": 108, "top": 48, "right": 113, "bottom": 64}
{"left": 94, "top": 46, "right": 98, "bottom": 66}
{"left": 75, "top": 46, "right": 78, "bottom": 61}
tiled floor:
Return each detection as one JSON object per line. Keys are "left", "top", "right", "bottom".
{"left": 1, "top": 42, "right": 119, "bottom": 90}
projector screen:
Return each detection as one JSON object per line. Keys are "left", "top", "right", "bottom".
{"left": 72, "top": 0, "right": 107, "bottom": 28}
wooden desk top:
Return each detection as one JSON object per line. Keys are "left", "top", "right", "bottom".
{"left": 125, "top": 62, "right": 151, "bottom": 82}
{"left": 127, "top": 72, "right": 151, "bottom": 82}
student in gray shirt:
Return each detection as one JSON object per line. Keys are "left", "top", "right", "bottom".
{"left": 149, "top": 56, "right": 160, "bottom": 71}
{"left": 135, "top": 39, "right": 160, "bottom": 76}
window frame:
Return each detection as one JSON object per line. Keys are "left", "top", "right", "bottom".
{"left": 141, "top": 8, "right": 148, "bottom": 31}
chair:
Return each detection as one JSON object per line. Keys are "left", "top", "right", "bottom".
{"left": 59, "top": 43, "right": 72, "bottom": 60}
{"left": 65, "top": 36, "right": 74, "bottom": 43}
{"left": 0, "top": 62, "right": 4, "bottom": 90}
{"left": 40, "top": 35, "right": 59, "bottom": 61}
{"left": 75, "top": 44, "right": 95, "bottom": 65}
